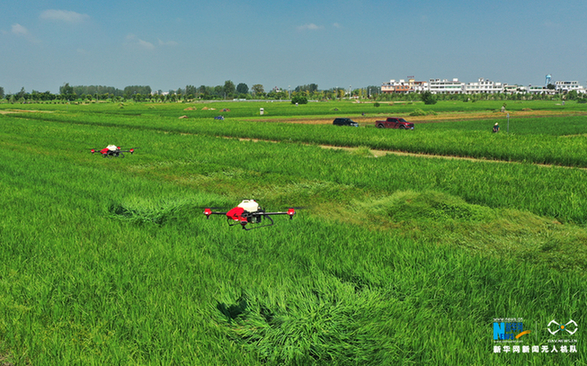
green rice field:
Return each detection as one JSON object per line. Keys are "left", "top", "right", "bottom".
{"left": 1, "top": 100, "right": 586, "bottom": 365}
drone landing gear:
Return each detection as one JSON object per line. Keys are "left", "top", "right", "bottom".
{"left": 227, "top": 215, "right": 275, "bottom": 230}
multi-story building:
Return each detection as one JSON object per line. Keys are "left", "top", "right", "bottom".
{"left": 463, "top": 78, "right": 504, "bottom": 94}
{"left": 554, "top": 81, "right": 585, "bottom": 93}
{"left": 382, "top": 78, "right": 429, "bottom": 94}
{"left": 428, "top": 78, "right": 463, "bottom": 94}
{"left": 382, "top": 77, "right": 584, "bottom": 95}
{"left": 503, "top": 85, "right": 527, "bottom": 94}
{"left": 411, "top": 79, "right": 428, "bottom": 93}
{"left": 381, "top": 79, "right": 409, "bottom": 94}
{"left": 528, "top": 86, "right": 554, "bottom": 95}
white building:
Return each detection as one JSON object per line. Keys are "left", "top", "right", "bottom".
{"left": 555, "top": 81, "right": 585, "bottom": 94}
{"left": 503, "top": 85, "right": 527, "bottom": 94}
{"left": 411, "top": 79, "right": 429, "bottom": 93}
{"left": 463, "top": 78, "right": 504, "bottom": 94}
{"left": 381, "top": 79, "right": 428, "bottom": 94}
{"left": 528, "top": 86, "right": 555, "bottom": 95}
{"left": 381, "top": 76, "right": 584, "bottom": 95}
{"left": 381, "top": 79, "right": 407, "bottom": 93}
{"left": 428, "top": 78, "right": 463, "bottom": 94}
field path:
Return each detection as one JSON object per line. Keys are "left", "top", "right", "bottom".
{"left": 232, "top": 136, "right": 583, "bottom": 169}
{"left": 0, "top": 109, "right": 53, "bottom": 115}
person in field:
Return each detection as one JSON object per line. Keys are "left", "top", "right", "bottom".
{"left": 493, "top": 123, "right": 500, "bottom": 133}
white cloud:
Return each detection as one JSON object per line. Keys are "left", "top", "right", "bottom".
{"left": 12, "top": 24, "right": 29, "bottom": 35}
{"left": 123, "top": 35, "right": 176, "bottom": 50}
{"left": 158, "top": 39, "right": 178, "bottom": 46}
{"left": 333, "top": 23, "right": 342, "bottom": 29}
{"left": 138, "top": 39, "right": 155, "bottom": 50}
{"left": 297, "top": 23, "right": 323, "bottom": 31}
{"left": 40, "top": 10, "right": 89, "bottom": 23}
{"left": 125, "top": 34, "right": 155, "bottom": 50}
{"left": 10, "top": 23, "right": 40, "bottom": 43}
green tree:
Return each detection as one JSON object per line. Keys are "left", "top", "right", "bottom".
{"left": 291, "top": 95, "right": 308, "bottom": 104}
{"left": 214, "top": 85, "right": 224, "bottom": 98}
{"left": 236, "top": 83, "right": 249, "bottom": 95}
{"left": 295, "top": 83, "right": 318, "bottom": 93}
{"left": 421, "top": 91, "right": 437, "bottom": 105}
{"left": 0, "top": 86, "right": 4, "bottom": 99}
{"left": 567, "top": 90, "right": 578, "bottom": 100}
{"left": 251, "top": 84, "right": 265, "bottom": 96}
{"left": 60, "top": 83, "right": 76, "bottom": 100}
{"left": 124, "top": 85, "right": 152, "bottom": 98}
{"left": 223, "top": 80, "right": 235, "bottom": 98}
{"left": 185, "top": 85, "right": 197, "bottom": 98}
{"left": 16, "top": 87, "right": 26, "bottom": 100}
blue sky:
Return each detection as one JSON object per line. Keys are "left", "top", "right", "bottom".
{"left": 1, "top": 0, "right": 586, "bottom": 94}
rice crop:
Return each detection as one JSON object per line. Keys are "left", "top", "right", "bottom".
{"left": 1, "top": 102, "right": 586, "bottom": 365}
{"left": 7, "top": 102, "right": 587, "bottom": 167}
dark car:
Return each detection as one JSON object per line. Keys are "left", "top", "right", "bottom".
{"left": 375, "top": 117, "right": 414, "bottom": 129}
{"left": 333, "top": 118, "right": 359, "bottom": 127}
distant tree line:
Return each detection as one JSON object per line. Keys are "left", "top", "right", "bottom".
{"left": 0, "top": 80, "right": 384, "bottom": 103}
{"left": 5, "top": 81, "right": 584, "bottom": 104}
{"left": 4, "top": 80, "right": 587, "bottom": 105}
{"left": 295, "top": 84, "right": 318, "bottom": 93}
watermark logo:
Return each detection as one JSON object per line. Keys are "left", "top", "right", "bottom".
{"left": 548, "top": 320, "right": 578, "bottom": 336}
{"left": 493, "top": 320, "right": 530, "bottom": 340}
{"left": 492, "top": 317, "right": 579, "bottom": 354}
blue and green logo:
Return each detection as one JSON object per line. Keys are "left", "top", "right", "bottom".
{"left": 493, "top": 322, "right": 531, "bottom": 340}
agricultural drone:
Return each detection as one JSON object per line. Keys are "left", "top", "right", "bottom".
{"left": 204, "top": 200, "right": 296, "bottom": 230}
{"left": 90, "top": 145, "right": 138, "bottom": 158}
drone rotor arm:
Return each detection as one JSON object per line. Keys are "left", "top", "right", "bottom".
{"left": 204, "top": 208, "right": 227, "bottom": 219}
{"left": 263, "top": 208, "right": 296, "bottom": 219}
{"left": 119, "top": 147, "right": 138, "bottom": 153}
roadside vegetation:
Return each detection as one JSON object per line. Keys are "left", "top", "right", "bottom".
{"left": 0, "top": 100, "right": 586, "bottom": 365}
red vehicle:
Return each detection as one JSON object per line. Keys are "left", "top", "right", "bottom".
{"left": 375, "top": 117, "right": 414, "bottom": 129}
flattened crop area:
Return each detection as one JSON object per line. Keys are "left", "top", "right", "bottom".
{"left": 0, "top": 109, "right": 53, "bottom": 115}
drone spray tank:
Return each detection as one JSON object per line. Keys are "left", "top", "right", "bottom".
{"left": 237, "top": 200, "right": 260, "bottom": 213}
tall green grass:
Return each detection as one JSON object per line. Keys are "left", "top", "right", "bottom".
{"left": 3, "top": 115, "right": 587, "bottom": 224}
{"left": 1, "top": 148, "right": 585, "bottom": 364}
{"left": 1, "top": 102, "right": 586, "bottom": 365}
{"left": 8, "top": 105, "right": 587, "bottom": 167}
